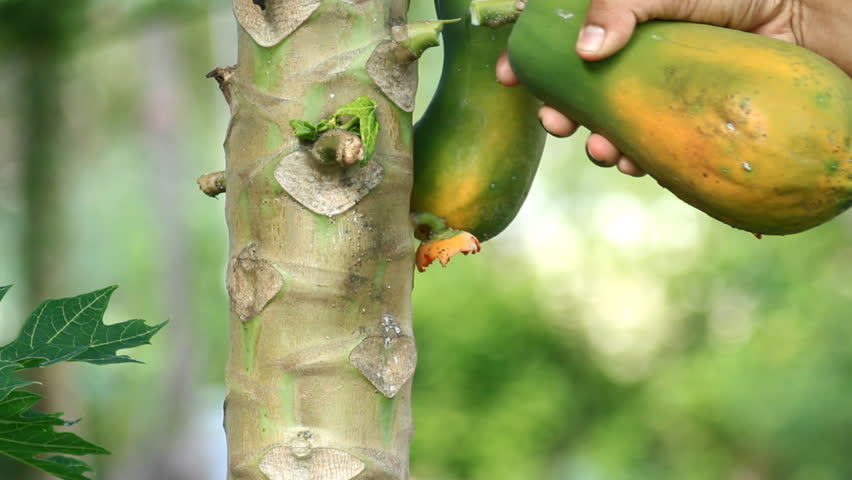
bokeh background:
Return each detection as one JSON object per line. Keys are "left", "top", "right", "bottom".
{"left": 1, "top": 1, "right": 851, "bottom": 479}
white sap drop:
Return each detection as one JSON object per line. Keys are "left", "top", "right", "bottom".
{"left": 742, "top": 162, "right": 753, "bottom": 172}
{"left": 554, "top": 9, "right": 574, "bottom": 20}
{"left": 725, "top": 122, "right": 736, "bottom": 131}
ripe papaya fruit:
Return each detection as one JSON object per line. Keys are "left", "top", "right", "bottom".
{"left": 498, "top": 0, "right": 852, "bottom": 235}
{"left": 411, "top": 0, "right": 547, "bottom": 271}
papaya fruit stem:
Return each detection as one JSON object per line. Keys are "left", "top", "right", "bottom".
{"left": 469, "top": 0, "right": 523, "bottom": 28}
{"left": 392, "top": 19, "right": 461, "bottom": 58}
{"left": 410, "top": 211, "right": 449, "bottom": 241}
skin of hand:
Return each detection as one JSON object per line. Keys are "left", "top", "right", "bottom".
{"left": 496, "top": 0, "right": 852, "bottom": 177}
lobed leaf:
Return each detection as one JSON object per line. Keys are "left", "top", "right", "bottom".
{"left": 0, "top": 286, "right": 166, "bottom": 369}
{"left": 0, "top": 286, "right": 164, "bottom": 479}
{"left": 27, "top": 456, "right": 96, "bottom": 480}
{"left": 0, "top": 361, "right": 35, "bottom": 402}
{"left": 0, "top": 389, "right": 109, "bottom": 480}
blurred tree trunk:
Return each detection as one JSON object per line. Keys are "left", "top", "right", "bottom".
{"left": 214, "top": 1, "right": 419, "bottom": 478}
{"left": 15, "top": 4, "right": 87, "bottom": 478}
{"left": 0, "top": 51, "right": 66, "bottom": 480}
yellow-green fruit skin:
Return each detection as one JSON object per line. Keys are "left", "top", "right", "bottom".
{"left": 509, "top": 0, "right": 852, "bottom": 235}
{"left": 412, "top": 0, "right": 546, "bottom": 241}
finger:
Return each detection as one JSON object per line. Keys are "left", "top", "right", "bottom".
{"left": 585, "top": 133, "right": 621, "bottom": 167}
{"left": 578, "top": 0, "right": 788, "bottom": 61}
{"left": 617, "top": 156, "right": 646, "bottom": 177}
{"left": 576, "top": 0, "right": 639, "bottom": 61}
{"left": 585, "top": 144, "right": 611, "bottom": 168}
{"left": 538, "top": 105, "right": 578, "bottom": 138}
{"left": 496, "top": 51, "right": 520, "bottom": 86}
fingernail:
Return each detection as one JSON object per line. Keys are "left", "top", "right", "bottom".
{"left": 577, "top": 25, "right": 605, "bottom": 53}
{"left": 585, "top": 145, "right": 611, "bottom": 167}
{"left": 539, "top": 113, "right": 569, "bottom": 138}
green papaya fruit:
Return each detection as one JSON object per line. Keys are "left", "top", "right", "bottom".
{"left": 500, "top": 0, "right": 852, "bottom": 235}
{"left": 411, "top": 0, "right": 547, "bottom": 270}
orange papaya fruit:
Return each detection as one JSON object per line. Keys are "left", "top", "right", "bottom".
{"left": 498, "top": 0, "right": 852, "bottom": 235}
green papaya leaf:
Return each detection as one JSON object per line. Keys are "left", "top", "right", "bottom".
{"left": 357, "top": 109, "right": 379, "bottom": 165}
{"left": 288, "top": 97, "right": 380, "bottom": 165}
{"left": 27, "top": 456, "right": 97, "bottom": 480}
{"left": 316, "top": 119, "right": 334, "bottom": 135}
{"left": 333, "top": 96, "right": 379, "bottom": 164}
{"left": 333, "top": 96, "right": 376, "bottom": 119}
{"left": 289, "top": 119, "right": 319, "bottom": 141}
{"left": 0, "top": 286, "right": 165, "bottom": 480}
{"left": 0, "top": 286, "right": 166, "bottom": 369}
{"left": 0, "top": 360, "right": 34, "bottom": 403}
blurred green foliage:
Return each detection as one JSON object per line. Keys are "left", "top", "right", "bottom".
{"left": 0, "top": 0, "right": 87, "bottom": 54}
{"left": 1, "top": 1, "right": 851, "bottom": 479}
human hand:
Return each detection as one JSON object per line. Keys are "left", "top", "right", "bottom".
{"left": 496, "top": 0, "right": 852, "bottom": 177}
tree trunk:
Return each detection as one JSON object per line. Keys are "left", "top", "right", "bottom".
{"left": 213, "top": 1, "right": 418, "bottom": 478}
{"left": 20, "top": 31, "right": 82, "bottom": 480}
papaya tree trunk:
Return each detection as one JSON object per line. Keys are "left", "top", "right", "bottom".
{"left": 211, "top": 1, "right": 419, "bottom": 478}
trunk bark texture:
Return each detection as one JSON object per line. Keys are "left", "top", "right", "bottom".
{"left": 215, "top": 1, "right": 418, "bottom": 478}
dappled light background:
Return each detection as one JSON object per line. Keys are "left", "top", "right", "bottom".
{"left": 1, "top": 1, "right": 851, "bottom": 479}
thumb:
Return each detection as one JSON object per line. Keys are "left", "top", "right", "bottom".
{"left": 575, "top": 0, "right": 642, "bottom": 61}
{"left": 576, "top": 0, "right": 771, "bottom": 61}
